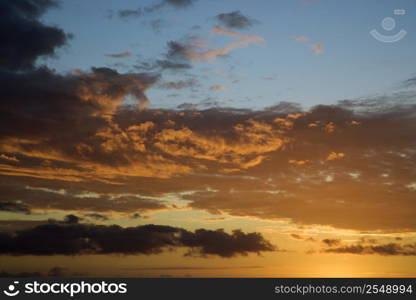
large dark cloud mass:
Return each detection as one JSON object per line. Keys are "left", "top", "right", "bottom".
{"left": 0, "top": 0, "right": 71, "bottom": 71}
{"left": 0, "top": 223, "right": 275, "bottom": 257}
{"left": 1, "top": 95, "right": 416, "bottom": 231}
{"left": 0, "top": 66, "right": 158, "bottom": 138}
{"left": 0, "top": 0, "right": 415, "bottom": 236}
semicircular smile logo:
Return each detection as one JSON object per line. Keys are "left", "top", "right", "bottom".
{"left": 370, "top": 9, "right": 407, "bottom": 43}
{"left": 3, "top": 281, "right": 20, "bottom": 297}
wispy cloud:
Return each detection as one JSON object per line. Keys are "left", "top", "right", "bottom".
{"left": 104, "top": 51, "right": 131, "bottom": 58}
{"left": 293, "top": 36, "right": 309, "bottom": 42}
{"left": 323, "top": 243, "right": 416, "bottom": 256}
{"left": 178, "top": 26, "right": 265, "bottom": 62}
{"left": 158, "top": 79, "right": 198, "bottom": 90}
{"left": 114, "top": 0, "right": 195, "bottom": 19}
{"left": 292, "top": 36, "right": 324, "bottom": 55}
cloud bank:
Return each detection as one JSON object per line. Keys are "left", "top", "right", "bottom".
{"left": 0, "top": 223, "right": 275, "bottom": 257}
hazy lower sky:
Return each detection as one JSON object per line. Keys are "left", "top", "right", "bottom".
{"left": 0, "top": 0, "right": 416, "bottom": 278}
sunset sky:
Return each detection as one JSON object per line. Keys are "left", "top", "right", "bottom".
{"left": 1, "top": 0, "right": 416, "bottom": 278}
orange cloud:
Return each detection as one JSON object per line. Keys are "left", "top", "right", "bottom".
{"left": 209, "top": 84, "right": 226, "bottom": 91}
{"left": 326, "top": 152, "right": 345, "bottom": 161}
{"left": 183, "top": 26, "right": 264, "bottom": 62}
{"left": 312, "top": 43, "right": 324, "bottom": 55}
{"left": 1, "top": 97, "right": 416, "bottom": 233}
{"left": 293, "top": 36, "right": 309, "bottom": 42}
{"left": 289, "top": 159, "right": 310, "bottom": 166}
{"left": 0, "top": 154, "right": 19, "bottom": 162}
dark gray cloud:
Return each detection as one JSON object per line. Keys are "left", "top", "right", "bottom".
{"left": 403, "top": 76, "right": 416, "bottom": 88}
{"left": 131, "top": 213, "right": 141, "bottom": 219}
{"left": 0, "top": 0, "right": 71, "bottom": 71}
{"left": 177, "top": 102, "right": 197, "bottom": 110}
{"left": 0, "top": 220, "right": 47, "bottom": 233}
{"left": 215, "top": 11, "right": 258, "bottom": 29}
{"left": 324, "top": 243, "right": 416, "bottom": 256}
{"left": 0, "top": 201, "right": 31, "bottom": 214}
{"left": 134, "top": 59, "right": 191, "bottom": 72}
{"left": 116, "top": 0, "right": 195, "bottom": 19}
{"left": 0, "top": 177, "right": 167, "bottom": 214}
{"left": 84, "top": 213, "right": 109, "bottom": 221}
{"left": 117, "top": 9, "right": 143, "bottom": 18}
{"left": 181, "top": 228, "right": 276, "bottom": 257}
{"left": 158, "top": 79, "right": 198, "bottom": 90}
{"left": 289, "top": 234, "right": 316, "bottom": 242}
{"left": 290, "top": 234, "right": 304, "bottom": 240}
{"left": 104, "top": 51, "right": 131, "bottom": 58}
{"left": 156, "top": 59, "right": 191, "bottom": 70}
{"left": 265, "top": 101, "right": 302, "bottom": 114}
{"left": 63, "top": 214, "right": 83, "bottom": 224}
{"left": 0, "top": 223, "right": 275, "bottom": 257}
{"left": 166, "top": 41, "right": 189, "bottom": 60}
{"left": 165, "top": 0, "right": 194, "bottom": 8}
{"left": 117, "top": 3, "right": 163, "bottom": 19}
{"left": 148, "top": 19, "right": 165, "bottom": 33}
{"left": 322, "top": 239, "right": 341, "bottom": 247}
{"left": 133, "top": 39, "right": 194, "bottom": 72}
{"left": 0, "top": 66, "right": 159, "bottom": 139}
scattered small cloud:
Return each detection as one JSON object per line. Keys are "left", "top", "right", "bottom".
{"left": 312, "top": 43, "right": 324, "bottom": 55}
{"left": 288, "top": 159, "right": 310, "bottom": 166}
{"left": 147, "top": 19, "right": 166, "bottom": 33}
{"left": 158, "top": 79, "right": 198, "bottom": 90}
{"left": 293, "top": 36, "right": 309, "bottom": 42}
{"left": 290, "top": 234, "right": 316, "bottom": 242}
{"left": 63, "top": 214, "right": 83, "bottom": 224}
{"left": 84, "top": 213, "right": 109, "bottom": 221}
{"left": 104, "top": 51, "right": 131, "bottom": 58}
{"left": 322, "top": 239, "right": 342, "bottom": 247}
{"left": 324, "top": 243, "right": 416, "bottom": 256}
{"left": 326, "top": 152, "right": 345, "bottom": 161}
{"left": 115, "top": 0, "right": 196, "bottom": 19}
{"left": 402, "top": 76, "right": 416, "bottom": 88}
{"left": 292, "top": 35, "right": 324, "bottom": 55}
{"left": 215, "top": 11, "right": 258, "bottom": 29}
{"left": 131, "top": 213, "right": 141, "bottom": 219}
{"left": 261, "top": 76, "right": 277, "bottom": 81}
{"left": 209, "top": 84, "right": 226, "bottom": 91}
